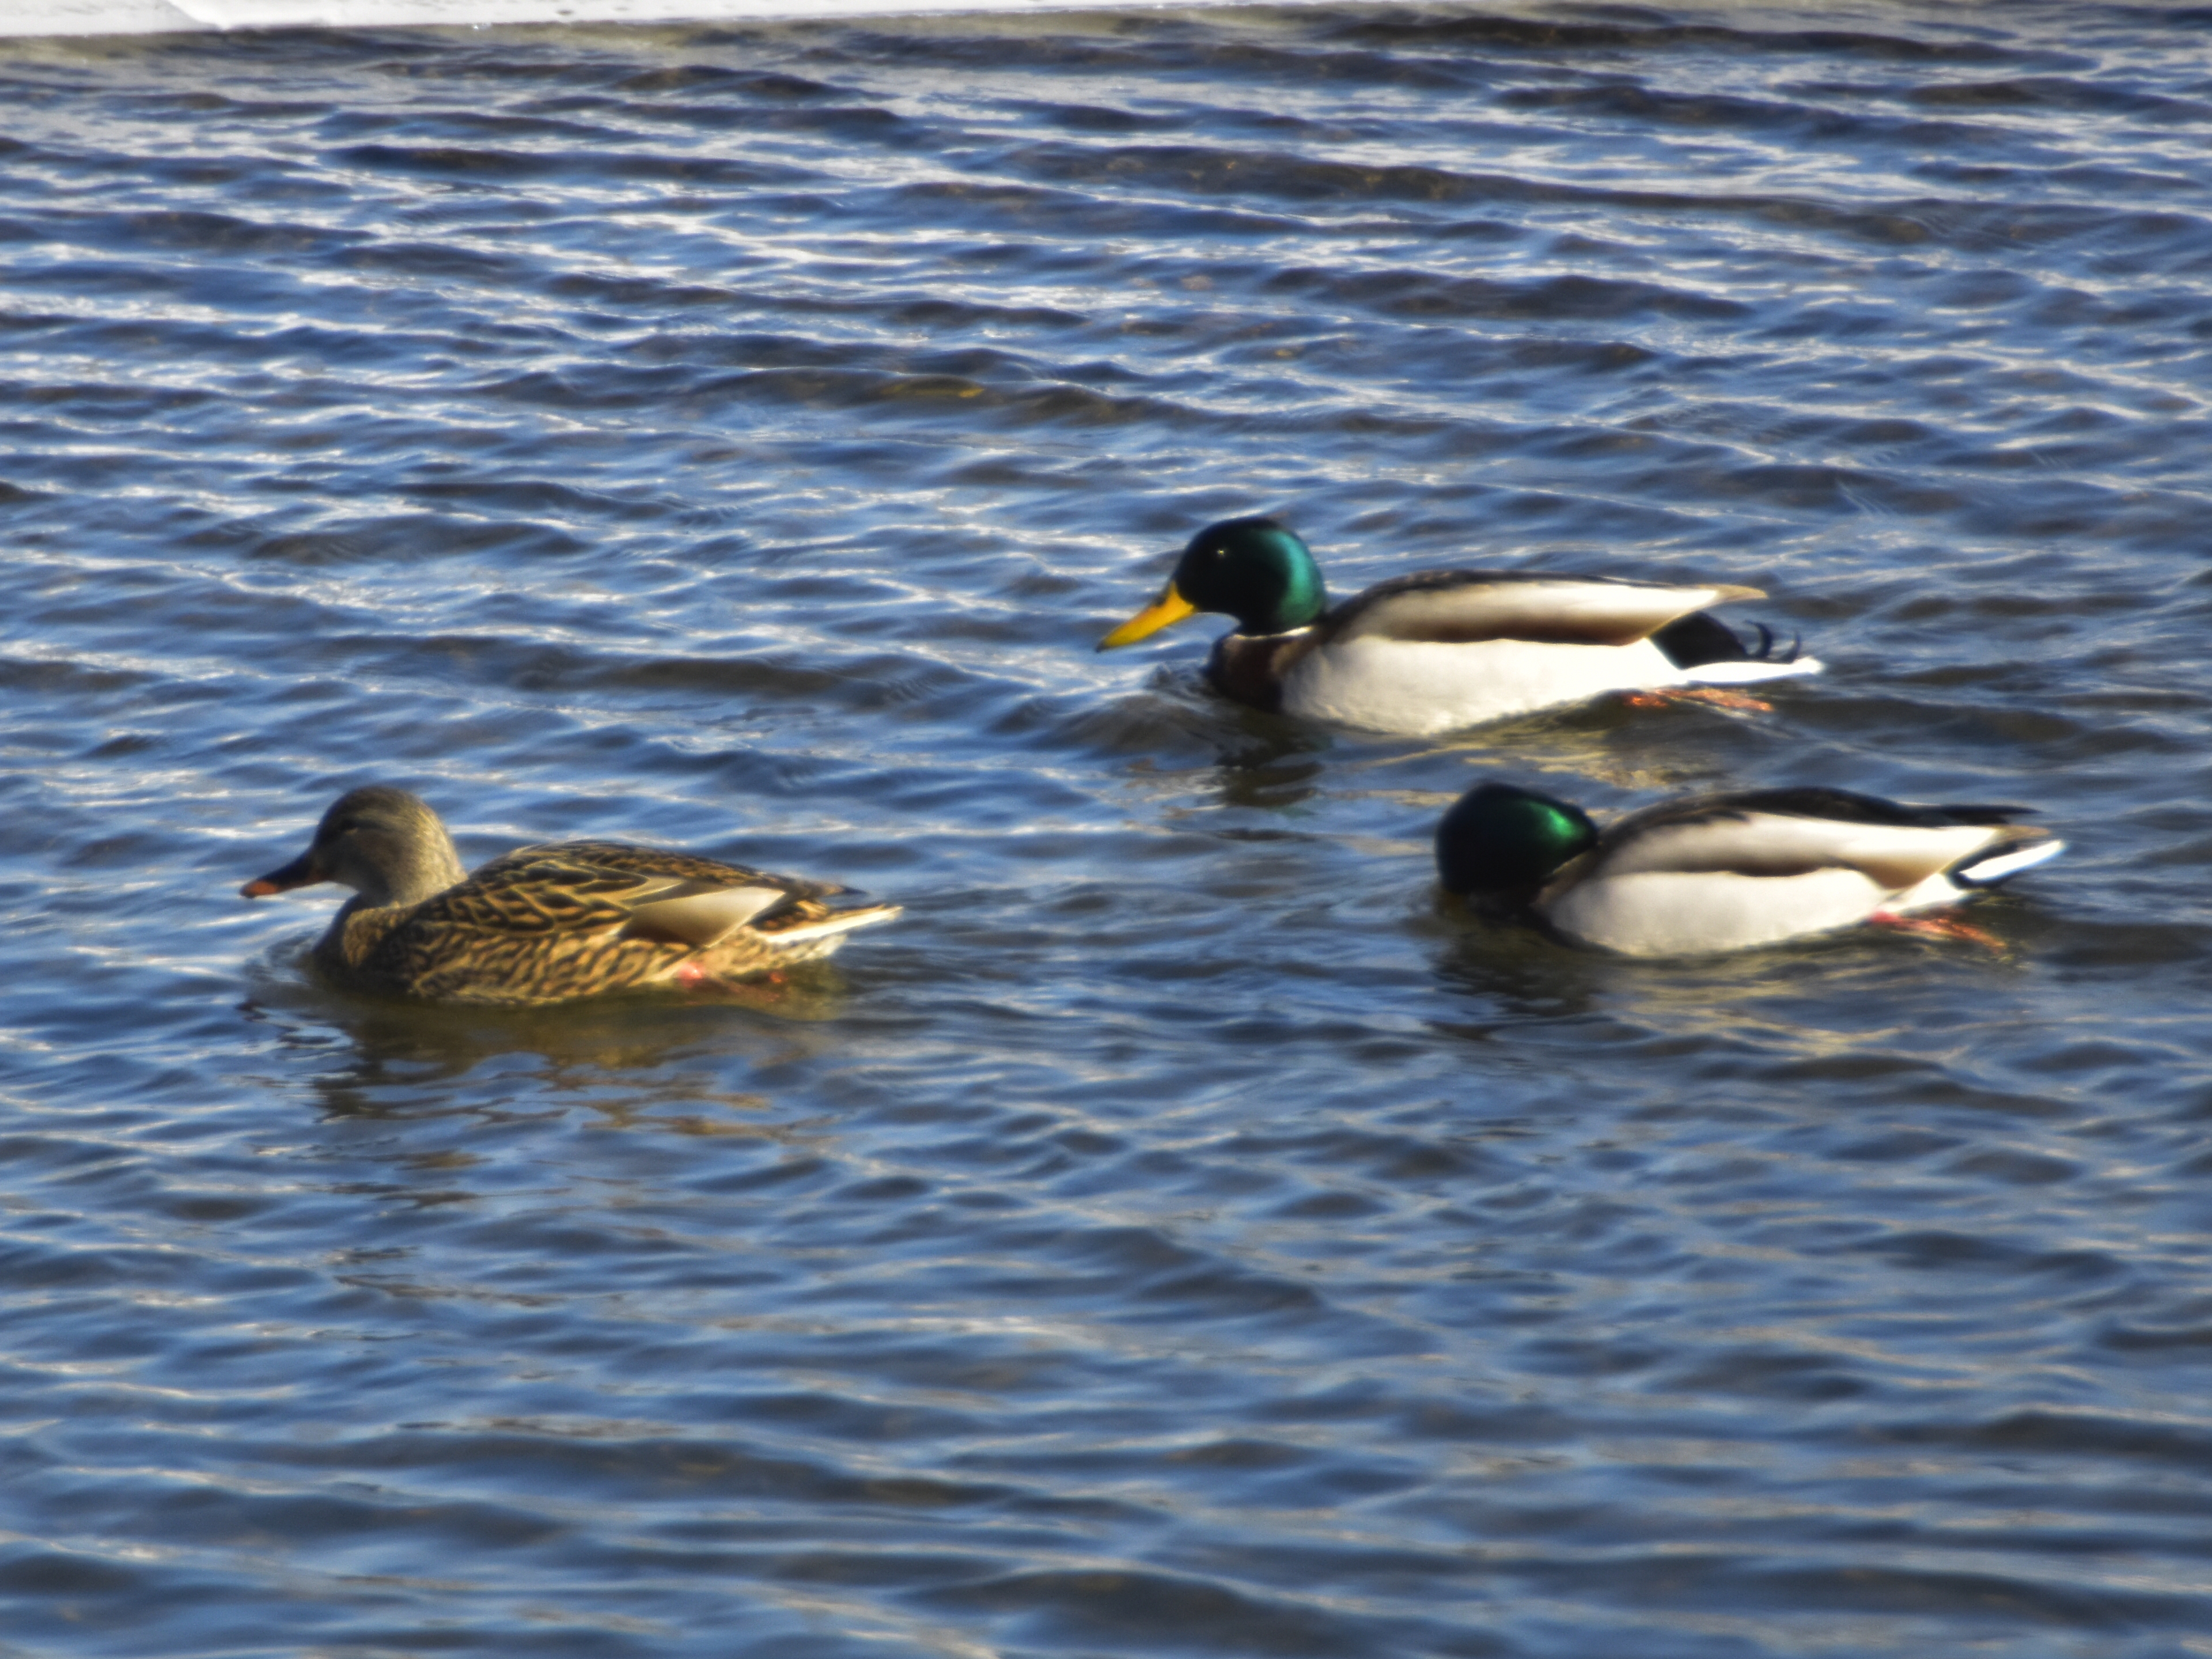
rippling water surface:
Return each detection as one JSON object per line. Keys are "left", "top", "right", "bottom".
{"left": 4, "top": 3, "right": 2211, "bottom": 1653}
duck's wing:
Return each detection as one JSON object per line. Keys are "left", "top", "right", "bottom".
{"left": 499, "top": 840, "right": 850, "bottom": 897}
{"left": 1589, "top": 789, "right": 2052, "bottom": 891}
{"left": 433, "top": 842, "right": 835, "bottom": 948}
{"left": 1325, "top": 570, "right": 1763, "bottom": 648}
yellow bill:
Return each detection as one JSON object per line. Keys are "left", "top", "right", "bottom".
{"left": 1097, "top": 582, "right": 1197, "bottom": 650}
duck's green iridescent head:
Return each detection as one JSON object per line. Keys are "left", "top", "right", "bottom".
{"left": 1435, "top": 781, "right": 1600, "bottom": 897}
{"left": 1098, "top": 516, "right": 1328, "bottom": 648}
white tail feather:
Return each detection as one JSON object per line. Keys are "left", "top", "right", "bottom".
{"left": 1958, "top": 838, "right": 2065, "bottom": 887}
{"left": 1680, "top": 655, "right": 1825, "bottom": 685}
{"left": 767, "top": 903, "right": 903, "bottom": 944}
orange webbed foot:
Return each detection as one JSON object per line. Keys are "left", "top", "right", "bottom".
{"left": 1622, "top": 688, "right": 1774, "bottom": 714}
{"left": 1870, "top": 911, "right": 2006, "bottom": 950}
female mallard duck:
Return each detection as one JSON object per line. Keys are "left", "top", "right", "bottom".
{"left": 1435, "top": 780, "right": 2063, "bottom": 957}
{"left": 1099, "top": 516, "right": 1819, "bottom": 734}
{"left": 241, "top": 786, "right": 900, "bottom": 1005}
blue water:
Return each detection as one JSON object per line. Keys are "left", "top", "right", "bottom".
{"left": 2, "top": 5, "right": 2210, "bottom": 1654}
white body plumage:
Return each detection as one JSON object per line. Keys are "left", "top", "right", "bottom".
{"left": 1538, "top": 808, "right": 2063, "bottom": 957}
{"left": 1282, "top": 634, "right": 1822, "bottom": 736}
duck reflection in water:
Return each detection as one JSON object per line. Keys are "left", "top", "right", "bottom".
{"left": 236, "top": 965, "right": 847, "bottom": 1141}
{"left": 1211, "top": 740, "right": 1330, "bottom": 815}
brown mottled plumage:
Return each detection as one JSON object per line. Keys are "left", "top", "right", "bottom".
{"left": 241, "top": 786, "right": 899, "bottom": 1005}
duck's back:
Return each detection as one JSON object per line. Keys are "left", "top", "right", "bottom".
{"left": 1541, "top": 790, "right": 2055, "bottom": 956}
{"left": 1266, "top": 570, "right": 1801, "bottom": 734}
{"left": 319, "top": 842, "right": 872, "bottom": 1005}
{"left": 1326, "top": 570, "right": 1760, "bottom": 649}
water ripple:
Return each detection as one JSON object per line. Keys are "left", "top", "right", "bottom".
{"left": 1, "top": 5, "right": 2210, "bottom": 1656}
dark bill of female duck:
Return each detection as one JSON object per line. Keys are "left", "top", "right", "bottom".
{"left": 241, "top": 784, "right": 900, "bottom": 1005}
{"left": 1099, "top": 516, "right": 1820, "bottom": 735}
{"left": 1434, "top": 779, "right": 2063, "bottom": 958}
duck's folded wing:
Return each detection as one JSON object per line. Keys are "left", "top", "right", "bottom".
{"left": 1687, "top": 789, "right": 2037, "bottom": 829}
{"left": 415, "top": 846, "right": 814, "bottom": 944}
{"left": 504, "top": 840, "right": 847, "bottom": 897}
{"left": 1330, "top": 571, "right": 1763, "bottom": 647}
{"left": 393, "top": 856, "right": 620, "bottom": 938}
{"left": 619, "top": 882, "right": 800, "bottom": 946}
{"left": 1594, "top": 793, "right": 2045, "bottom": 892}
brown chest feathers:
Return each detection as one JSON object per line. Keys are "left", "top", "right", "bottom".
{"left": 1205, "top": 630, "right": 1320, "bottom": 713}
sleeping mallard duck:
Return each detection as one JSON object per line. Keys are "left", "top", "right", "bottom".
{"left": 1435, "top": 781, "right": 2063, "bottom": 957}
{"left": 241, "top": 786, "right": 899, "bottom": 1005}
{"left": 1098, "top": 516, "right": 1819, "bottom": 734}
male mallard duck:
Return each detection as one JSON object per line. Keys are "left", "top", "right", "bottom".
{"left": 1435, "top": 780, "right": 2063, "bottom": 957}
{"left": 241, "top": 786, "right": 900, "bottom": 1005}
{"left": 1098, "top": 516, "right": 1819, "bottom": 734}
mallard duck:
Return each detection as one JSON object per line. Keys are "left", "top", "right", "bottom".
{"left": 241, "top": 786, "right": 900, "bottom": 1005}
{"left": 1435, "top": 780, "right": 2063, "bottom": 957}
{"left": 1097, "top": 516, "right": 1819, "bottom": 734}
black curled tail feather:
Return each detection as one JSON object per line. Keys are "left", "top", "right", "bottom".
{"left": 1652, "top": 611, "right": 1802, "bottom": 671}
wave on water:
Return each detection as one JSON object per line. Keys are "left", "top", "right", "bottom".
{"left": 4, "top": 0, "right": 1259, "bottom": 42}
{"left": 2, "top": 3, "right": 2210, "bottom": 1656}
